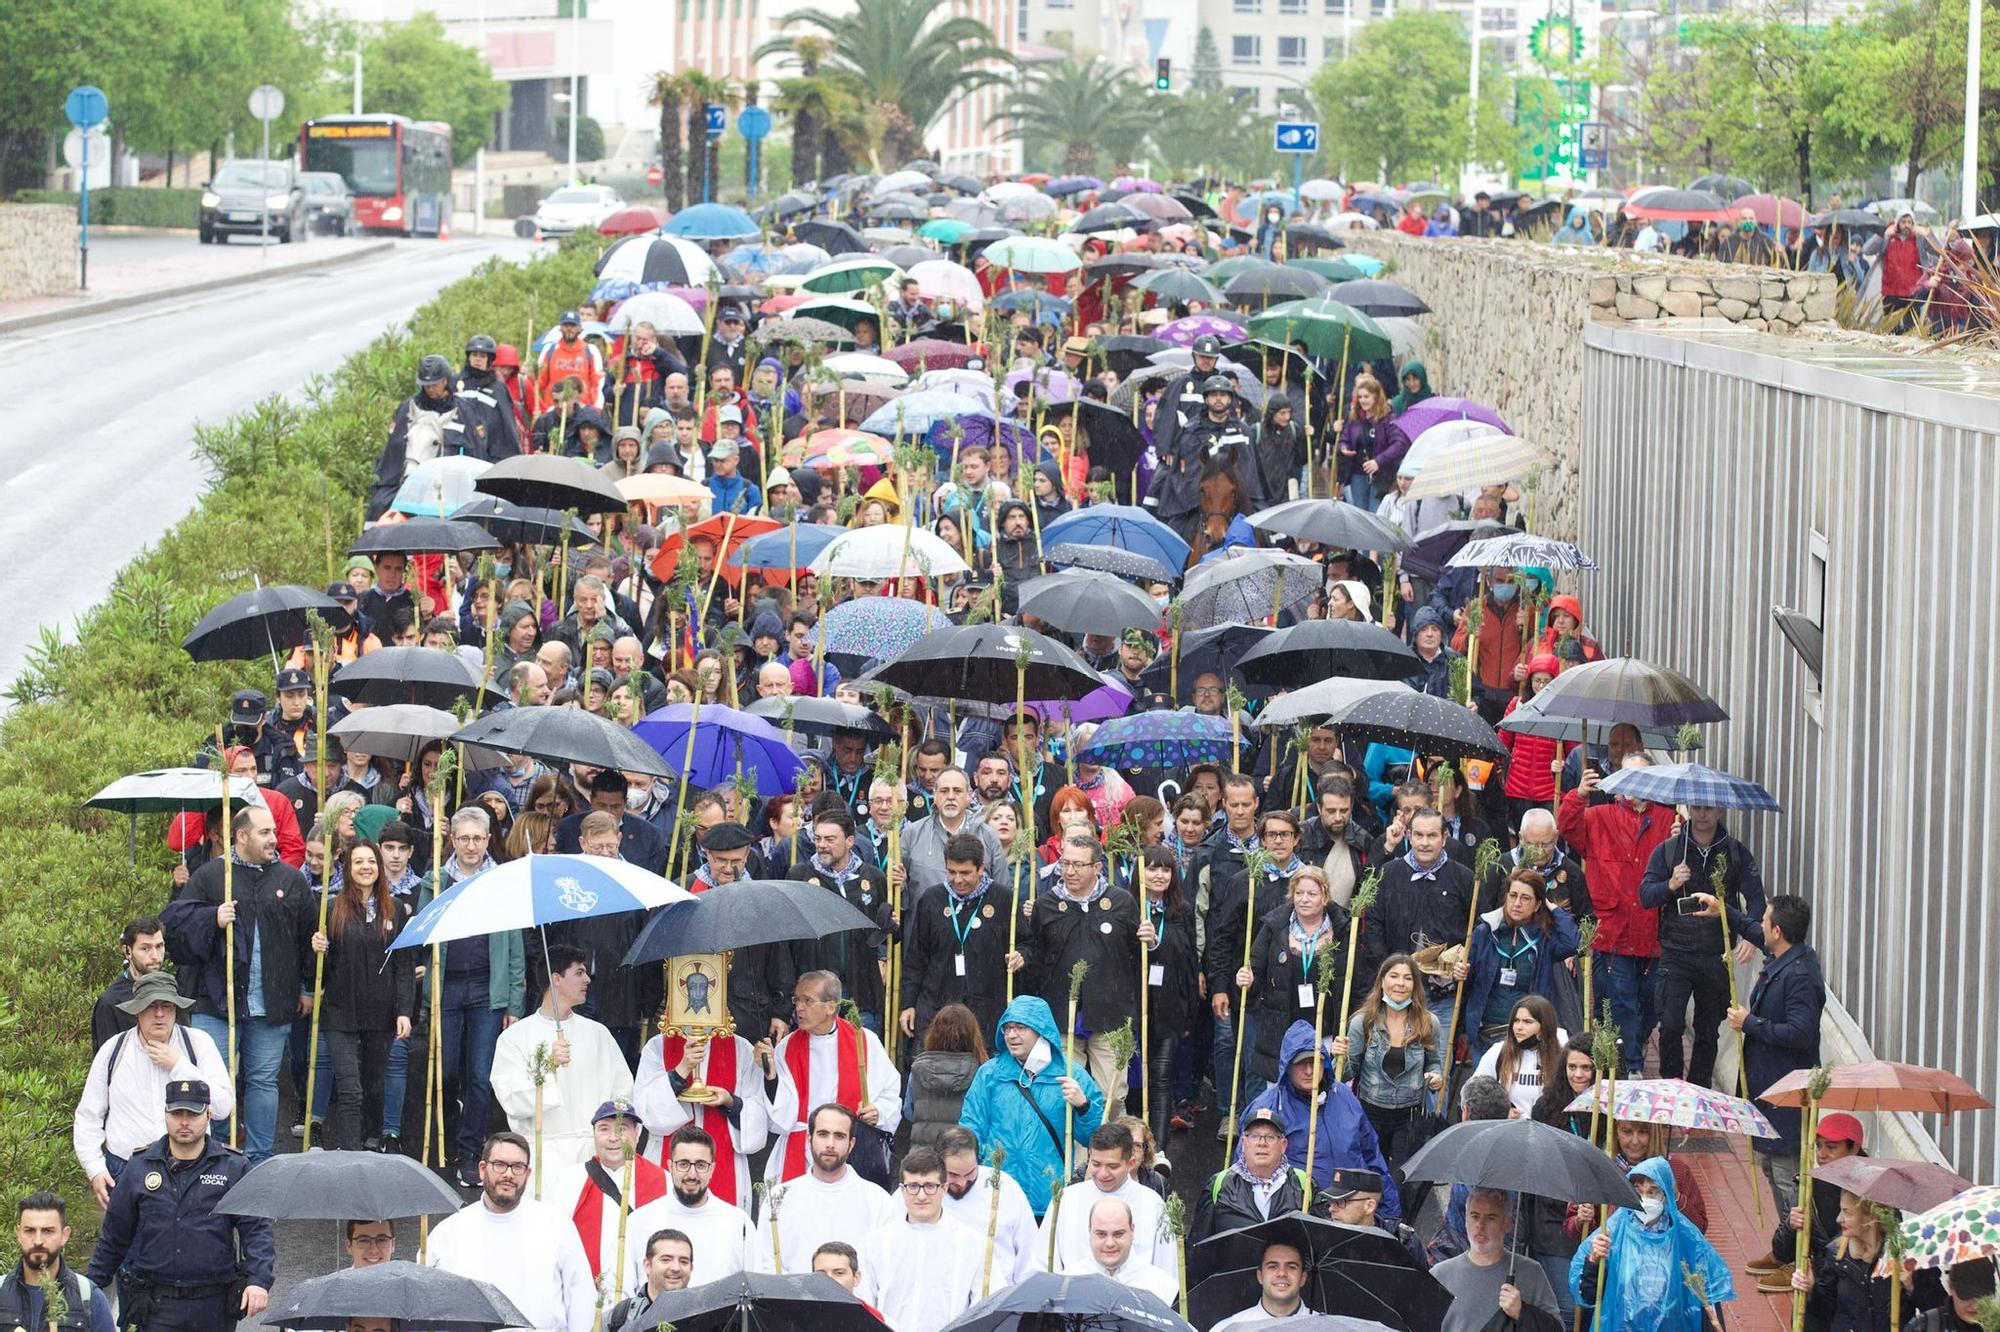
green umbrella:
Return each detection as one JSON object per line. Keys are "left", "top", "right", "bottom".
{"left": 919, "top": 218, "right": 974, "bottom": 243}
{"left": 982, "top": 235, "right": 1081, "bottom": 274}
{"left": 1136, "top": 268, "right": 1224, "bottom": 306}
{"left": 1207, "top": 254, "right": 1272, "bottom": 284}
{"left": 1248, "top": 295, "right": 1394, "bottom": 361}
{"left": 799, "top": 256, "right": 904, "bottom": 294}
{"left": 1287, "top": 256, "right": 1366, "bottom": 283}
{"left": 790, "top": 296, "right": 883, "bottom": 334}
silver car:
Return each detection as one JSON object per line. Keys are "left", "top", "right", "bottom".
{"left": 300, "top": 172, "right": 356, "bottom": 236}
{"left": 199, "top": 160, "right": 306, "bottom": 243}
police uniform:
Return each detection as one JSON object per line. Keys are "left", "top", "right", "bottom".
{"left": 85, "top": 1081, "right": 275, "bottom": 1331}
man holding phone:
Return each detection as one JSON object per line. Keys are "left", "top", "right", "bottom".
{"left": 1639, "top": 805, "right": 1766, "bottom": 1089}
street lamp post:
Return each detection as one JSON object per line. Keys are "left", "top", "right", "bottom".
{"left": 1964, "top": 0, "right": 1981, "bottom": 219}
{"left": 567, "top": 0, "right": 581, "bottom": 184}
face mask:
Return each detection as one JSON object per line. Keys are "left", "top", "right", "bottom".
{"left": 1740, "top": 221, "right": 1757, "bottom": 233}
{"left": 1491, "top": 584, "right": 1518, "bottom": 603}
{"left": 1384, "top": 995, "right": 1412, "bottom": 1011}
{"left": 1638, "top": 1197, "right": 1666, "bottom": 1224}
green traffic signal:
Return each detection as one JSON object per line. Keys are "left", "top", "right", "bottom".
{"left": 1155, "top": 57, "right": 1171, "bottom": 90}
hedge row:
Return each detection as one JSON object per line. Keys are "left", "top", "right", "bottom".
{"left": 15, "top": 186, "right": 205, "bottom": 229}
{"left": 0, "top": 235, "right": 601, "bottom": 1235}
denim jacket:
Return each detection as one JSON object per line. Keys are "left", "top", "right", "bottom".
{"left": 1344, "top": 1009, "right": 1444, "bottom": 1110}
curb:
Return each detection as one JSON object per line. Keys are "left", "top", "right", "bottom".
{"left": 0, "top": 239, "right": 398, "bottom": 336}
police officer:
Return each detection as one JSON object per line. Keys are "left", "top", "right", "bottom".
{"left": 86, "top": 1079, "right": 275, "bottom": 1330}
{"left": 455, "top": 333, "right": 523, "bottom": 462}
{"left": 1322, "top": 1166, "right": 1428, "bottom": 1269}
{"left": 265, "top": 667, "right": 315, "bottom": 788}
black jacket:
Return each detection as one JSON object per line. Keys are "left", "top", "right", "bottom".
{"left": 1363, "top": 854, "right": 1476, "bottom": 980}
{"left": 451, "top": 365, "right": 524, "bottom": 461}
{"left": 316, "top": 900, "right": 417, "bottom": 1032}
{"left": 1639, "top": 824, "right": 1766, "bottom": 957}
{"left": 1023, "top": 885, "right": 1141, "bottom": 1036}
{"left": 1189, "top": 1166, "right": 1314, "bottom": 1260}
{"left": 899, "top": 877, "right": 1022, "bottom": 1039}
{"left": 162, "top": 856, "right": 315, "bottom": 1023}
{"left": 92, "top": 968, "right": 142, "bottom": 1050}
{"left": 1204, "top": 857, "right": 1298, "bottom": 998}
{"left": 788, "top": 856, "right": 893, "bottom": 1018}
{"left": 1731, "top": 927, "right": 1826, "bottom": 1153}
{"left": 87, "top": 1134, "right": 276, "bottom": 1289}
{"left": 1141, "top": 900, "right": 1201, "bottom": 1034}
{"left": 368, "top": 388, "right": 471, "bottom": 518}
{"left": 1243, "top": 904, "right": 1351, "bottom": 1081}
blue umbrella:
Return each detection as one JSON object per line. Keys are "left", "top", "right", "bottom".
{"left": 632, "top": 704, "right": 805, "bottom": 795}
{"left": 1598, "top": 761, "right": 1780, "bottom": 812}
{"left": 1240, "top": 189, "right": 1300, "bottom": 216}
{"left": 1047, "top": 175, "right": 1105, "bottom": 198}
{"left": 390, "top": 854, "right": 692, "bottom": 952}
{"left": 728, "top": 523, "right": 847, "bottom": 573}
{"left": 590, "top": 278, "right": 641, "bottom": 302}
{"left": 663, "top": 202, "right": 761, "bottom": 241}
{"left": 725, "top": 244, "right": 785, "bottom": 276}
{"left": 1042, "top": 504, "right": 1192, "bottom": 573}
{"left": 860, "top": 390, "right": 998, "bottom": 436}
{"left": 990, "top": 289, "right": 1074, "bottom": 316}
{"left": 816, "top": 596, "right": 940, "bottom": 661}
{"left": 1076, "top": 710, "right": 1235, "bottom": 768}
{"left": 1341, "top": 253, "right": 1386, "bottom": 277}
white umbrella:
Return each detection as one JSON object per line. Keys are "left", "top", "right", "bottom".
{"left": 1300, "top": 179, "right": 1345, "bottom": 203}
{"left": 1328, "top": 212, "right": 1381, "bottom": 230}
{"left": 607, "top": 290, "right": 704, "bottom": 337}
{"left": 1260, "top": 677, "right": 1414, "bottom": 729}
{"left": 1403, "top": 433, "right": 1550, "bottom": 499}
{"left": 594, "top": 234, "right": 719, "bottom": 286}
{"left": 983, "top": 181, "right": 1040, "bottom": 201}
{"left": 998, "top": 193, "right": 1058, "bottom": 222}
{"left": 872, "top": 169, "right": 934, "bottom": 197}
{"left": 1400, "top": 420, "right": 1510, "bottom": 477}
{"left": 809, "top": 525, "right": 973, "bottom": 579}
{"left": 822, "top": 352, "right": 910, "bottom": 385}
{"left": 912, "top": 368, "right": 998, "bottom": 403}
{"left": 905, "top": 258, "right": 983, "bottom": 306}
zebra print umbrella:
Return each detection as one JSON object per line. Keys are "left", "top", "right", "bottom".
{"left": 1446, "top": 533, "right": 1599, "bottom": 571}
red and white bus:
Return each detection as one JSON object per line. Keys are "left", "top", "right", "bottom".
{"left": 299, "top": 114, "right": 454, "bottom": 236}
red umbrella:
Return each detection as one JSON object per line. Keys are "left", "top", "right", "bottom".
{"left": 1623, "top": 188, "right": 1733, "bottom": 223}
{"left": 883, "top": 338, "right": 979, "bottom": 371}
{"left": 1762, "top": 1061, "right": 1994, "bottom": 1114}
{"left": 1733, "top": 192, "right": 1810, "bottom": 229}
{"left": 598, "top": 205, "right": 668, "bottom": 237}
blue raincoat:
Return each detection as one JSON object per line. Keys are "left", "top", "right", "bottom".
{"left": 1239, "top": 1020, "right": 1401, "bottom": 1221}
{"left": 958, "top": 994, "right": 1105, "bottom": 1216}
{"left": 1569, "top": 1156, "right": 1735, "bottom": 1332}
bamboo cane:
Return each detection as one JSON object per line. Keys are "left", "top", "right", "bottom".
{"left": 1710, "top": 853, "right": 1764, "bottom": 1227}
{"left": 981, "top": 1144, "right": 1008, "bottom": 1297}
{"left": 1438, "top": 839, "right": 1502, "bottom": 1104}
{"left": 1223, "top": 848, "right": 1271, "bottom": 1168}
{"left": 531, "top": 1042, "right": 551, "bottom": 1200}
{"left": 1163, "top": 1193, "right": 1190, "bottom": 1318}
{"left": 217, "top": 723, "right": 238, "bottom": 1151}
{"left": 1333, "top": 871, "right": 1382, "bottom": 1083}
{"left": 1588, "top": 1008, "right": 1621, "bottom": 1332}
{"left": 767, "top": 1184, "right": 786, "bottom": 1272}
{"left": 612, "top": 1135, "right": 636, "bottom": 1301}
{"left": 1046, "top": 1177, "right": 1065, "bottom": 1271}
{"left": 301, "top": 625, "right": 334, "bottom": 1151}
{"left": 1794, "top": 1069, "right": 1831, "bottom": 1332}
{"left": 1064, "top": 960, "right": 1089, "bottom": 1181}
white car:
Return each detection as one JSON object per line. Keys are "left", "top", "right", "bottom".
{"left": 534, "top": 184, "right": 624, "bottom": 237}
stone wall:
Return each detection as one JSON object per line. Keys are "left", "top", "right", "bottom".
{"left": 1345, "top": 231, "right": 1843, "bottom": 535}
{"left": 0, "top": 204, "right": 77, "bottom": 301}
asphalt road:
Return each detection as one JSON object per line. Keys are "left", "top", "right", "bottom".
{"left": 0, "top": 234, "right": 535, "bottom": 695}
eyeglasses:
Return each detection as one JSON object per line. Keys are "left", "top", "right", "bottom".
{"left": 900, "top": 1181, "right": 943, "bottom": 1196}
{"left": 349, "top": 1233, "right": 395, "bottom": 1246}
{"left": 1060, "top": 859, "right": 1097, "bottom": 872}
{"left": 533, "top": 800, "right": 557, "bottom": 811}
{"left": 1192, "top": 685, "right": 1224, "bottom": 697}
{"left": 483, "top": 1160, "right": 531, "bottom": 1176}
{"left": 453, "top": 834, "right": 489, "bottom": 845}
{"left": 670, "top": 1159, "right": 716, "bottom": 1172}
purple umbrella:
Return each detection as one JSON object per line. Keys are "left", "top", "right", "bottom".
{"left": 1157, "top": 313, "right": 1250, "bottom": 347}
{"left": 632, "top": 704, "right": 805, "bottom": 795}
{"left": 925, "top": 414, "right": 1049, "bottom": 476}
{"left": 1027, "top": 674, "right": 1134, "bottom": 724}
{"left": 1003, "top": 365, "right": 1081, "bottom": 403}
{"left": 1395, "top": 396, "right": 1511, "bottom": 440}
{"left": 1111, "top": 177, "right": 1164, "bottom": 194}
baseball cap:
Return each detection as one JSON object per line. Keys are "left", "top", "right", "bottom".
{"left": 1816, "top": 1112, "right": 1864, "bottom": 1147}
{"left": 716, "top": 405, "right": 744, "bottom": 426}
{"left": 274, "top": 667, "right": 311, "bottom": 694}
{"left": 1240, "top": 1106, "right": 1286, "bottom": 1134}
{"left": 325, "top": 581, "right": 359, "bottom": 604}
{"left": 718, "top": 305, "right": 746, "bottom": 323}
{"left": 560, "top": 309, "right": 583, "bottom": 325}
{"left": 707, "top": 441, "right": 739, "bottom": 462}
{"left": 163, "top": 1078, "right": 211, "bottom": 1113}
{"left": 229, "top": 690, "right": 267, "bottom": 725}
{"left": 593, "top": 1098, "right": 640, "bottom": 1124}
{"left": 767, "top": 467, "right": 793, "bottom": 489}
{"left": 1324, "top": 1166, "right": 1385, "bottom": 1199}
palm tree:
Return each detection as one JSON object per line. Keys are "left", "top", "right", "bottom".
{"left": 782, "top": 36, "right": 833, "bottom": 185}
{"left": 646, "top": 70, "right": 696, "bottom": 211}
{"left": 996, "top": 57, "right": 1153, "bottom": 173}
{"left": 679, "top": 72, "right": 738, "bottom": 205}
{"left": 758, "top": 0, "right": 1012, "bottom": 164}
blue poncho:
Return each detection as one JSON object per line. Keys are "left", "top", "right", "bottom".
{"left": 1569, "top": 1156, "right": 1735, "bottom": 1332}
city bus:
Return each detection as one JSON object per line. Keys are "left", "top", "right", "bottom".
{"left": 298, "top": 114, "right": 454, "bottom": 236}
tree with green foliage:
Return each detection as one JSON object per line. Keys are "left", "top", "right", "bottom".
{"left": 679, "top": 72, "right": 737, "bottom": 205}
{"left": 998, "top": 58, "right": 1152, "bottom": 172}
{"left": 1190, "top": 27, "right": 1224, "bottom": 92}
{"left": 1310, "top": 11, "right": 1509, "bottom": 182}
{"left": 1143, "top": 87, "right": 1273, "bottom": 180}
{"left": 647, "top": 70, "right": 693, "bottom": 210}
{"left": 1816, "top": 0, "right": 2000, "bottom": 198}
{"left": 354, "top": 13, "right": 509, "bottom": 164}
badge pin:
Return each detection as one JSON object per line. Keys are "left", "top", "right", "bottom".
{"left": 1100, "top": 921, "right": 1114, "bottom": 934}
{"left": 1099, "top": 898, "right": 1113, "bottom": 911}
{"left": 143, "top": 1171, "right": 163, "bottom": 1191}
{"left": 1057, "top": 901, "right": 1068, "bottom": 912}
{"left": 982, "top": 905, "right": 995, "bottom": 919}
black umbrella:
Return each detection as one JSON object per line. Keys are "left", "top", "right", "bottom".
{"left": 260, "top": 1260, "right": 526, "bottom": 1331}
{"left": 1329, "top": 280, "right": 1431, "bottom": 318}
{"left": 637, "top": 1270, "right": 884, "bottom": 1332}
{"left": 942, "top": 1272, "right": 1192, "bottom": 1332}
{"left": 881, "top": 243, "right": 935, "bottom": 269}
{"left": 1688, "top": 173, "right": 1756, "bottom": 200}
{"left": 1810, "top": 207, "right": 1887, "bottom": 231}
{"left": 453, "top": 704, "right": 676, "bottom": 777}
{"left": 349, "top": 518, "right": 501, "bottom": 557}
{"left": 330, "top": 704, "right": 506, "bottom": 768}
{"left": 1094, "top": 334, "right": 1172, "bottom": 378}
{"left": 744, "top": 695, "right": 895, "bottom": 740}
{"left": 1223, "top": 265, "right": 1331, "bottom": 310}
{"left": 1083, "top": 254, "right": 1165, "bottom": 284}
{"left": 769, "top": 190, "right": 817, "bottom": 218}
{"left": 1497, "top": 690, "right": 1698, "bottom": 752}
{"left": 1402, "top": 1117, "right": 1643, "bottom": 1207}
{"left": 624, "top": 878, "right": 881, "bottom": 964}
{"left": 1018, "top": 568, "right": 1164, "bottom": 635}
{"left": 1235, "top": 619, "right": 1418, "bottom": 687}
{"left": 1285, "top": 223, "right": 1347, "bottom": 251}
{"left": 1039, "top": 398, "right": 1149, "bottom": 502}
{"left": 329, "top": 646, "right": 482, "bottom": 709}
{"left": 1248, "top": 498, "right": 1412, "bottom": 552}
{"left": 1327, "top": 687, "right": 1507, "bottom": 762}
{"left": 1219, "top": 336, "right": 1322, "bottom": 385}
{"left": 868, "top": 623, "right": 1103, "bottom": 705}
{"left": 1527, "top": 656, "right": 1729, "bottom": 728}
{"left": 1189, "top": 1216, "right": 1452, "bottom": 1332}
{"left": 1138, "top": 622, "right": 1274, "bottom": 702}
{"left": 451, "top": 496, "right": 599, "bottom": 548}
{"left": 794, "top": 219, "right": 868, "bottom": 255}
{"left": 219, "top": 1152, "right": 464, "bottom": 1221}
{"left": 183, "top": 584, "right": 342, "bottom": 663}
{"left": 937, "top": 172, "right": 984, "bottom": 194}
{"left": 1074, "top": 202, "right": 1152, "bottom": 234}
{"left": 1172, "top": 193, "right": 1219, "bottom": 219}
{"left": 474, "top": 454, "right": 629, "bottom": 516}
{"left": 1044, "top": 542, "right": 1178, "bottom": 586}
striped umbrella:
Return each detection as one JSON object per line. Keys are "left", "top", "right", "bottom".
{"left": 1531, "top": 656, "right": 1729, "bottom": 728}
{"left": 1564, "top": 1078, "right": 1778, "bottom": 1137}
{"left": 391, "top": 854, "right": 691, "bottom": 951}
{"left": 1447, "top": 533, "right": 1598, "bottom": 571}
{"left": 1598, "top": 761, "right": 1779, "bottom": 812}
{"left": 1404, "top": 432, "right": 1550, "bottom": 499}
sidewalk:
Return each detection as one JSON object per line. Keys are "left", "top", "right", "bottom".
{"left": 0, "top": 235, "right": 393, "bottom": 333}
{"left": 1681, "top": 1136, "right": 1790, "bottom": 1332}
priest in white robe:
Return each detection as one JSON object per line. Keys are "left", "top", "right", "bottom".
{"left": 492, "top": 944, "right": 634, "bottom": 1198}
{"left": 621, "top": 1123, "right": 754, "bottom": 1291}
{"left": 764, "top": 970, "right": 900, "bottom": 1186}
{"left": 1036, "top": 1123, "right": 1175, "bottom": 1274}
{"left": 938, "top": 1126, "right": 1043, "bottom": 1286}
{"left": 750, "top": 1102, "right": 896, "bottom": 1273}
{"left": 541, "top": 1100, "right": 667, "bottom": 1288}
{"left": 632, "top": 1026, "right": 770, "bottom": 1208}
{"left": 1058, "top": 1197, "right": 1179, "bottom": 1305}
{"left": 428, "top": 1132, "right": 598, "bottom": 1332}
{"left": 856, "top": 1148, "right": 986, "bottom": 1332}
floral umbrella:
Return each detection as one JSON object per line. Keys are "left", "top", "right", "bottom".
{"left": 1157, "top": 313, "right": 1249, "bottom": 347}
{"left": 1897, "top": 1186, "right": 2000, "bottom": 1271}
{"left": 815, "top": 596, "right": 942, "bottom": 663}
{"left": 1564, "top": 1078, "right": 1778, "bottom": 1137}
{"left": 800, "top": 428, "right": 894, "bottom": 470}
{"left": 1076, "top": 710, "right": 1235, "bottom": 768}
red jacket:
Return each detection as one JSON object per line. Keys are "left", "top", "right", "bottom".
{"left": 1880, "top": 232, "right": 1923, "bottom": 299}
{"left": 1557, "top": 789, "right": 1674, "bottom": 958}
{"left": 1499, "top": 694, "right": 1558, "bottom": 802}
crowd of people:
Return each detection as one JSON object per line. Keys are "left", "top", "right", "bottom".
{"left": 37, "top": 168, "right": 1993, "bottom": 1332}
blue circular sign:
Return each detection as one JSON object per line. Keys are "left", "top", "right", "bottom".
{"left": 64, "top": 85, "right": 108, "bottom": 129}
{"left": 736, "top": 106, "right": 773, "bottom": 141}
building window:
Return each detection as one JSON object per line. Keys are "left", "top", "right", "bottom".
{"left": 1277, "top": 34, "right": 1307, "bottom": 63}
{"left": 1231, "top": 34, "right": 1261, "bottom": 61}
{"left": 1281, "top": 0, "right": 1308, "bottom": 12}
{"left": 1324, "top": 0, "right": 1348, "bottom": 12}
{"left": 1228, "top": 85, "right": 1258, "bottom": 105}
{"left": 1233, "top": 0, "right": 1263, "bottom": 11}
{"left": 1046, "top": 0, "right": 1074, "bottom": 9}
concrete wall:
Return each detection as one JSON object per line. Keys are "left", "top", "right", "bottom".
{"left": 0, "top": 204, "right": 77, "bottom": 301}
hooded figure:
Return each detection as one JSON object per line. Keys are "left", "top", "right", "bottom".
{"left": 957, "top": 995, "right": 1106, "bottom": 1216}
{"left": 1552, "top": 209, "right": 1598, "bottom": 247}
{"left": 1389, "top": 361, "right": 1434, "bottom": 416}
{"left": 1569, "top": 1156, "right": 1734, "bottom": 1332}
{"left": 993, "top": 499, "right": 1039, "bottom": 612}
{"left": 1239, "top": 1020, "right": 1401, "bottom": 1220}
{"left": 1031, "top": 458, "right": 1072, "bottom": 530}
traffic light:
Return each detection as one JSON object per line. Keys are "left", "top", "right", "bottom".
{"left": 1155, "top": 58, "right": 1172, "bottom": 91}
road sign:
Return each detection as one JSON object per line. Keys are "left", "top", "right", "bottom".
{"left": 737, "top": 105, "right": 772, "bottom": 140}
{"left": 1578, "top": 121, "right": 1609, "bottom": 170}
{"left": 704, "top": 104, "right": 727, "bottom": 139}
{"left": 64, "top": 85, "right": 108, "bottom": 129}
{"left": 62, "top": 128, "right": 109, "bottom": 171}
{"left": 249, "top": 85, "right": 285, "bottom": 123}
{"left": 1273, "top": 121, "right": 1320, "bottom": 154}
{"left": 646, "top": 164, "right": 664, "bottom": 186}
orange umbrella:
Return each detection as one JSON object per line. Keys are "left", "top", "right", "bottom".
{"left": 617, "top": 474, "right": 710, "bottom": 511}
{"left": 1762, "top": 1061, "right": 1993, "bottom": 1114}
{"left": 648, "top": 512, "right": 780, "bottom": 585}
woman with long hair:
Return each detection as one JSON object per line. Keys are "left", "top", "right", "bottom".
{"left": 1167, "top": 793, "right": 1211, "bottom": 875}
{"left": 980, "top": 801, "right": 1038, "bottom": 899}
{"left": 1462, "top": 869, "right": 1580, "bottom": 1062}
{"left": 507, "top": 809, "right": 557, "bottom": 861}
{"left": 523, "top": 774, "right": 573, "bottom": 824}
{"left": 1474, "top": 994, "right": 1567, "bottom": 1116}
{"left": 310, "top": 840, "right": 415, "bottom": 1151}
{"left": 1236, "top": 866, "right": 1350, "bottom": 1085}
{"left": 1135, "top": 844, "right": 1198, "bottom": 1147}
{"left": 1526, "top": 1033, "right": 1601, "bottom": 1319}
{"left": 902, "top": 1003, "right": 990, "bottom": 1150}
{"left": 1334, "top": 373, "right": 1412, "bottom": 511}
{"left": 1330, "top": 952, "right": 1444, "bottom": 1171}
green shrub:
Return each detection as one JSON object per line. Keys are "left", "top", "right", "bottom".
{"left": 0, "top": 235, "right": 601, "bottom": 1238}
{"left": 13, "top": 187, "right": 204, "bottom": 229}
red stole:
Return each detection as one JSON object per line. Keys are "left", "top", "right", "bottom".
{"left": 571, "top": 1155, "right": 667, "bottom": 1277}
{"left": 661, "top": 1033, "right": 743, "bottom": 1205}
{"left": 779, "top": 1020, "right": 864, "bottom": 1182}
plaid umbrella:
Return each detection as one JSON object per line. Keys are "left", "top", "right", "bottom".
{"left": 1896, "top": 1186, "right": 2000, "bottom": 1271}
{"left": 1447, "top": 533, "right": 1597, "bottom": 571}
{"left": 1598, "top": 761, "right": 1780, "bottom": 812}
{"left": 1157, "top": 313, "right": 1250, "bottom": 347}
{"left": 1404, "top": 434, "right": 1551, "bottom": 500}
{"left": 1532, "top": 656, "right": 1730, "bottom": 727}
{"left": 1077, "top": 710, "right": 1235, "bottom": 768}
{"left": 815, "top": 595, "right": 941, "bottom": 661}
{"left": 1327, "top": 687, "right": 1508, "bottom": 762}
{"left": 1178, "top": 547, "right": 1322, "bottom": 629}
{"left": 1045, "top": 542, "right": 1179, "bottom": 585}
{"left": 1564, "top": 1077, "right": 1778, "bottom": 1137}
